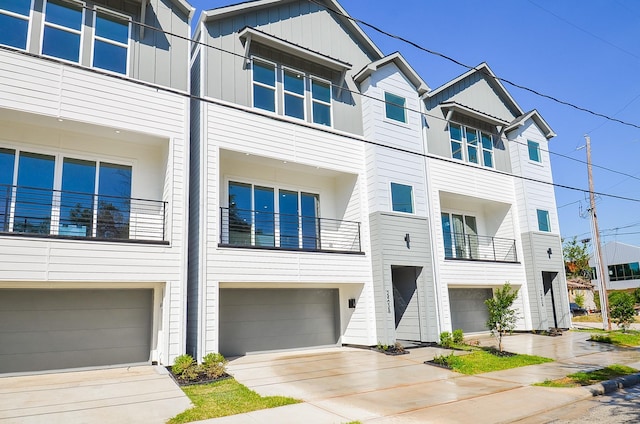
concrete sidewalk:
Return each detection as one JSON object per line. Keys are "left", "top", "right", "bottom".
{"left": 196, "top": 331, "right": 640, "bottom": 423}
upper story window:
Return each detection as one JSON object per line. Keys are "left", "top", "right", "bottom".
{"left": 92, "top": 10, "right": 130, "bottom": 74}
{"left": 385, "top": 92, "right": 406, "bottom": 123}
{"left": 42, "top": 0, "right": 83, "bottom": 63}
{"left": 528, "top": 140, "right": 541, "bottom": 162}
{"left": 449, "top": 123, "right": 494, "bottom": 168}
{"left": 252, "top": 58, "right": 333, "bottom": 127}
{"left": 536, "top": 209, "right": 550, "bottom": 232}
{"left": 0, "top": 0, "right": 31, "bottom": 49}
{"left": 252, "top": 60, "right": 277, "bottom": 113}
{"left": 390, "top": 182, "right": 413, "bottom": 213}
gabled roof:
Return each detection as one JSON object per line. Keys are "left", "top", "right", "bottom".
{"left": 199, "top": 0, "right": 383, "bottom": 60}
{"left": 353, "top": 52, "right": 430, "bottom": 96}
{"left": 426, "top": 63, "right": 524, "bottom": 117}
{"left": 132, "top": 0, "right": 194, "bottom": 18}
{"left": 504, "top": 109, "right": 556, "bottom": 140}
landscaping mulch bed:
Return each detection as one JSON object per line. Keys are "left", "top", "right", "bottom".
{"left": 372, "top": 346, "right": 410, "bottom": 356}
{"left": 167, "top": 367, "right": 233, "bottom": 387}
{"left": 423, "top": 360, "right": 453, "bottom": 370}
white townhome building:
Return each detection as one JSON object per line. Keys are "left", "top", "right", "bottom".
{"left": 0, "top": 0, "right": 194, "bottom": 374}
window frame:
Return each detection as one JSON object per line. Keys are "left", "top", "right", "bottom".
{"left": 536, "top": 209, "right": 551, "bottom": 232}
{"left": 40, "top": 0, "right": 85, "bottom": 64}
{"left": 281, "top": 66, "right": 307, "bottom": 120}
{"left": 90, "top": 6, "right": 131, "bottom": 76}
{"left": 527, "top": 140, "right": 542, "bottom": 163}
{"left": 0, "top": 0, "right": 34, "bottom": 51}
{"left": 389, "top": 182, "right": 414, "bottom": 214}
{"left": 448, "top": 121, "right": 496, "bottom": 168}
{"left": 251, "top": 57, "right": 278, "bottom": 113}
{"left": 0, "top": 144, "right": 134, "bottom": 238}
{"left": 384, "top": 91, "right": 407, "bottom": 124}
{"left": 310, "top": 75, "right": 332, "bottom": 127}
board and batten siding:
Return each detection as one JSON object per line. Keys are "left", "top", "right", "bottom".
{"left": 202, "top": 0, "right": 379, "bottom": 135}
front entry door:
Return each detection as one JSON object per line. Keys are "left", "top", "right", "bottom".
{"left": 543, "top": 271, "right": 559, "bottom": 328}
{"left": 392, "top": 266, "right": 422, "bottom": 341}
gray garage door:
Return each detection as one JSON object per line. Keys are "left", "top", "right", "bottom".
{"left": 448, "top": 288, "right": 493, "bottom": 333}
{"left": 0, "top": 289, "right": 152, "bottom": 374}
{"left": 219, "top": 288, "right": 339, "bottom": 357}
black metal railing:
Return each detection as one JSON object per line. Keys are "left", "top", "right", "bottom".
{"left": 0, "top": 184, "right": 167, "bottom": 242}
{"left": 444, "top": 232, "right": 517, "bottom": 262}
{"left": 220, "top": 207, "right": 361, "bottom": 253}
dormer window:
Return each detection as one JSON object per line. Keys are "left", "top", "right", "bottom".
{"left": 252, "top": 60, "right": 277, "bottom": 113}
{"left": 0, "top": 0, "right": 31, "bottom": 50}
{"left": 42, "top": 0, "right": 83, "bottom": 63}
{"left": 92, "top": 10, "right": 130, "bottom": 74}
{"left": 283, "top": 68, "right": 305, "bottom": 119}
{"left": 449, "top": 123, "right": 494, "bottom": 168}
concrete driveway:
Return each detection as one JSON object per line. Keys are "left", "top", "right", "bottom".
{"left": 204, "top": 332, "right": 640, "bottom": 423}
{"left": 0, "top": 366, "right": 191, "bottom": 423}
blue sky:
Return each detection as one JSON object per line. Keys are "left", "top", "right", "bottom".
{"left": 189, "top": 0, "right": 640, "bottom": 248}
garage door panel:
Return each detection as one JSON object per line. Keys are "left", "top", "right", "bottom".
{"left": 0, "top": 289, "right": 152, "bottom": 374}
{"left": 220, "top": 289, "right": 339, "bottom": 356}
{"left": 449, "top": 288, "right": 492, "bottom": 334}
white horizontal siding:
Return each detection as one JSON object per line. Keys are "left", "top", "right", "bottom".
{"left": 439, "top": 261, "right": 526, "bottom": 286}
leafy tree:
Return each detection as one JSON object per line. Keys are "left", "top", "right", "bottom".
{"left": 563, "top": 237, "right": 592, "bottom": 279}
{"left": 633, "top": 287, "right": 640, "bottom": 304}
{"left": 609, "top": 291, "right": 636, "bottom": 332}
{"left": 574, "top": 292, "right": 585, "bottom": 308}
{"left": 485, "top": 283, "right": 519, "bottom": 352}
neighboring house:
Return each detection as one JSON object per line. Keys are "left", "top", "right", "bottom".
{"left": 590, "top": 241, "right": 640, "bottom": 291}
{"left": 0, "top": 0, "right": 194, "bottom": 374}
{"left": 567, "top": 278, "right": 596, "bottom": 312}
{"left": 188, "top": 0, "right": 383, "bottom": 359}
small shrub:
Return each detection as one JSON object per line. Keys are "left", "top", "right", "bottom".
{"left": 202, "top": 352, "right": 227, "bottom": 379}
{"left": 439, "top": 331, "right": 453, "bottom": 348}
{"left": 172, "top": 354, "right": 199, "bottom": 380}
{"left": 432, "top": 352, "right": 454, "bottom": 366}
{"left": 574, "top": 292, "right": 585, "bottom": 308}
{"left": 589, "top": 334, "right": 612, "bottom": 344}
{"left": 452, "top": 329, "right": 464, "bottom": 345}
{"left": 393, "top": 341, "right": 405, "bottom": 352}
{"left": 609, "top": 292, "right": 636, "bottom": 332}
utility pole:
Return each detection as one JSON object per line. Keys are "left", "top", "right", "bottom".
{"left": 585, "top": 135, "right": 611, "bottom": 330}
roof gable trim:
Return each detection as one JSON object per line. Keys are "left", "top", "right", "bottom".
{"left": 353, "top": 52, "right": 430, "bottom": 96}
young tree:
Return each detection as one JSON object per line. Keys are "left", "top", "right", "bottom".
{"left": 563, "top": 237, "right": 592, "bottom": 279}
{"left": 609, "top": 291, "right": 636, "bottom": 332}
{"left": 485, "top": 283, "right": 519, "bottom": 352}
{"left": 574, "top": 292, "right": 585, "bottom": 308}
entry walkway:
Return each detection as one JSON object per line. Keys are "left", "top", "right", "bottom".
{"left": 198, "top": 331, "right": 640, "bottom": 423}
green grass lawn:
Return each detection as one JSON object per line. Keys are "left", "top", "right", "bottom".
{"left": 534, "top": 364, "right": 638, "bottom": 388}
{"left": 573, "top": 328, "right": 640, "bottom": 347}
{"left": 434, "top": 349, "right": 553, "bottom": 375}
{"left": 168, "top": 378, "right": 300, "bottom": 424}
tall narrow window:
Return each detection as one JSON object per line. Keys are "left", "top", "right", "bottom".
{"left": 254, "top": 186, "right": 274, "bottom": 247}
{"left": 449, "top": 123, "right": 463, "bottom": 160}
{"left": 228, "top": 182, "right": 252, "bottom": 245}
{"left": 252, "top": 60, "right": 276, "bottom": 112}
{"left": 283, "top": 69, "right": 305, "bottom": 119}
{"left": 301, "top": 192, "right": 319, "bottom": 249}
{"left": 311, "top": 78, "right": 331, "bottom": 126}
{"left": 93, "top": 11, "right": 129, "bottom": 74}
{"left": 0, "top": 0, "right": 31, "bottom": 49}
{"left": 97, "top": 163, "right": 131, "bottom": 239}
{"left": 14, "top": 152, "right": 55, "bottom": 234}
{"left": 537, "top": 209, "right": 550, "bottom": 232}
{"left": 0, "top": 148, "right": 16, "bottom": 231}
{"left": 279, "top": 189, "right": 299, "bottom": 248}
{"left": 384, "top": 92, "right": 406, "bottom": 123}
{"left": 42, "top": 0, "right": 83, "bottom": 63}
{"left": 481, "top": 132, "right": 493, "bottom": 168}
{"left": 528, "top": 140, "right": 541, "bottom": 162}
{"left": 390, "top": 182, "right": 413, "bottom": 213}
{"left": 60, "top": 158, "right": 96, "bottom": 237}
{"left": 442, "top": 212, "right": 477, "bottom": 259}
{"left": 466, "top": 128, "right": 479, "bottom": 164}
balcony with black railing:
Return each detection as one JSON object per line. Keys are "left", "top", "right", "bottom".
{"left": 444, "top": 232, "right": 518, "bottom": 263}
{"left": 220, "top": 207, "right": 362, "bottom": 253}
{"left": 0, "top": 184, "right": 167, "bottom": 243}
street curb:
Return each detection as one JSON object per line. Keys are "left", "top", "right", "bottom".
{"left": 588, "top": 372, "right": 640, "bottom": 396}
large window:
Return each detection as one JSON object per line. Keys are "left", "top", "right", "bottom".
{"left": 528, "top": 140, "right": 541, "bottom": 162}
{"left": 441, "top": 212, "right": 477, "bottom": 259}
{"left": 228, "top": 181, "right": 319, "bottom": 249}
{"left": 252, "top": 58, "right": 333, "bottom": 127}
{"left": 449, "top": 123, "right": 494, "bottom": 168}
{"left": 384, "top": 92, "right": 406, "bottom": 123}
{"left": 537, "top": 209, "right": 550, "bottom": 232}
{"left": 0, "top": 0, "right": 31, "bottom": 49}
{"left": 0, "top": 148, "right": 132, "bottom": 239}
{"left": 390, "top": 182, "right": 413, "bottom": 213}
{"left": 608, "top": 262, "right": 640, "bottom": 282}
{"left": 92, "top": 10, "right": 130, "bottom": 74}
{"left": 42, "top": 0, "right": 83, "bottom": 63}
